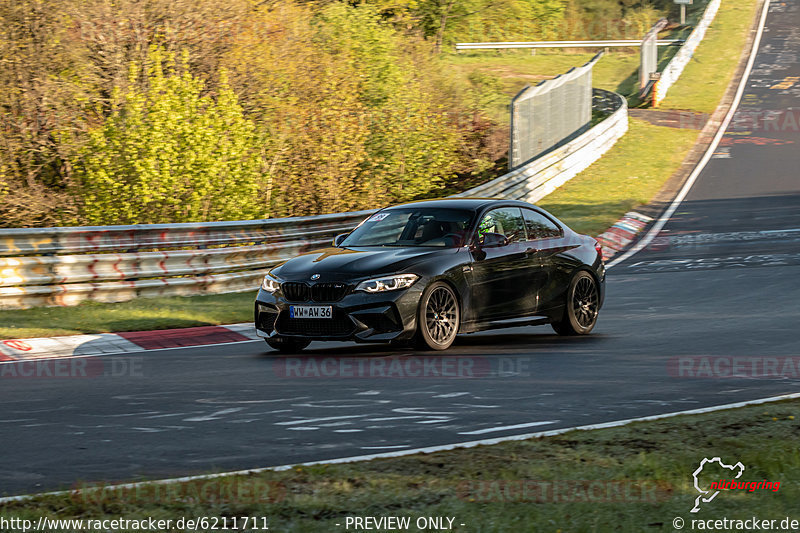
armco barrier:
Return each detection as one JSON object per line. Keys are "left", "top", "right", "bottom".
{"left": 0, "top": 211, "right": 376, "bottom": 309}
{"left": 0, "top": 91, "right": 627, "bottom": 310}
{"left": 652, "top": 0, "right": 721, "bottom": 106}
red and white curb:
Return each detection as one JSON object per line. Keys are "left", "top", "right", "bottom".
{"left": 596, "top": 211, "right": 653, "bottom": 261}
{"left": 0, "top": 323, "right": 259, "bottom": 362}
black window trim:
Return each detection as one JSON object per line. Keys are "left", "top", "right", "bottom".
{"left": 521, "top": 207, "right": 564, "bottom": 241}
{"left": 471, "top": 205, "right": 528, "bottom": 246}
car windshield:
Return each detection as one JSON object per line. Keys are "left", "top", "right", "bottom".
{"left": 342, "top": 207, "right": 475, "bottom": 248}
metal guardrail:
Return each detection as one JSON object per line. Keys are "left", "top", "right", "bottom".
{"left": 0, "top": 89, "right": 628, "bottom": 310}
{"left": 653, "top": 0, "right": 721, "bottom": 106}
{"left": 456, "top": 40, "right": 683, "bottom": 50}
{"left": 0, "top": 211, "right": 375, "bottom": 309}
{"left": 0, "top": 211, "right": 375, "bottom": 256}
{"left": 0, "top": 11, "right": 720, "bottom": 310}
{"left": 1, "top": 34, "right": 656, "bottom": 313}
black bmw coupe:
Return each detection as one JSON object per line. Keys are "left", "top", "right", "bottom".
{"left": 255, "top": 198, "right": 605, "bottom": 352}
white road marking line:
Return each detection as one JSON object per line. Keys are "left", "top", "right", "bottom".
{"left": 6, "top": 392, "right": 800, "bottom": 504}
{"left": 606, "top": 0, "right": 772, "bottom": 269}
{"left": 762, "top": 228, "right": 800, "bottom": 234}
{"left": 0, "top": 339, "right": 260, "bottom": 366}
{"left": 197, "top": 397, "right": 311, "bottom": 405}
{"left": 275, "top": 415, "right": 365, "bottom": 426}
{"left": 392, "top": 407, "right": 456, "bottom": 415}
{"left": 458, "top": 420, "right": 559, "bottom": 435}
{"left": 183, "top": 408, "right": 246, "bottom": 422}
{"left": 365, "top": 416, "right": 426, "bottom": 422}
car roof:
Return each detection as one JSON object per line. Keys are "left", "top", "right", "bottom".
{"left": 385, "top": 197, "right": 536, "bottom": 211}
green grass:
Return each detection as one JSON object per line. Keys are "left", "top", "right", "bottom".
{"left": 539, "top": 117, "right": 699, "bottom": 236}
{"left": 3, "top": 399, "right": 798, "bottom": 531}
{"left": 537, "top": 0, "right": 759, "bottom": 234}
{"left": 446, "top": 49, "right": 642, "bottom": 123}
{"left": 447, "top": 49, "right": 641, "bottom": 93}
{"left": 443, "top": 18, "right": 699, "bottom": 117}
{"left": 660, "top": 0, "right": 761, "bottom": 112}
{"left": 441, "top": 0, "right": 760, "bottom": 243}
{"left": 0, "top": 292, "right": 256, "bottom": 339}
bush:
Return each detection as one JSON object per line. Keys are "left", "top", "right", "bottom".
{"left": 71, "top": 47, "right": 263, "bottom": 225}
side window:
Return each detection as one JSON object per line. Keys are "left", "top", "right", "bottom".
{"left": 522, "top": 209, "right": 562, "bottom": 240}
{"left": 477, "top": 207, "right": 526, "bottom": 244}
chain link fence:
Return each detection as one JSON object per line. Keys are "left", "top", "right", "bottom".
{"left": 509, "top": 52, "right": 602, "bottom": 169}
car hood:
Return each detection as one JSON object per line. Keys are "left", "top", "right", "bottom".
{"left": 272, "top": 246, "right": 457, "bottom": 282}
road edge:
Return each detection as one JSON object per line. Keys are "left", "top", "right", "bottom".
{"left": 3, "top": 391, "right": 799, "bottom": 504}
{"left": 604, "top": 0, "right": 770, "bottom": 267}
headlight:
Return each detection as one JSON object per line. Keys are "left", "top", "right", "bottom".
{"left": 261, "top": 273, "right": 281, "bottom": 293}
{"left": 355, "top": 273, "right": 419, "bottom": 293}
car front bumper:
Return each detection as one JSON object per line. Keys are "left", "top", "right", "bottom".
{"left": 254, "top": 284, "right": 424, "bottom": 343}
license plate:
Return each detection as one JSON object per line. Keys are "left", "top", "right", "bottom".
{"left": 289, "top": 305, "right": 332, "bottom": 319}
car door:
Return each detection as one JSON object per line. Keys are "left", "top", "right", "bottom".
{"left": 468, "top": 207, "right": 537, "bottom": 322}
{"left": 521, "top": 208, "right": 568, "bottom": 312}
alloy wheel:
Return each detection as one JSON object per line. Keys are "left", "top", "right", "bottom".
{"left": 571, "top": 275, "right": 598, "bottom": 329}
{"left": 424, "top": 285, "right": 459, "bottom": 347}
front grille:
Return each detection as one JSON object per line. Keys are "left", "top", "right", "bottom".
{"left": 282, "top": 282, "right": 310, "bottom": 302}
{"left": 282, "top": 282, "right": 349, "bottom": 302}
{"left": 276, "top": 311, "right": 355, "bottom": 337}
{"left": 311, "top": 282, "right": 349, "bottom": 302}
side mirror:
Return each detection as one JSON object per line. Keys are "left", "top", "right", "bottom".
{"left": 333, "top": 233, "right": 349, "bottom": 247}
{"left": 479, "top": 232, "right": 509, "bottom": 248}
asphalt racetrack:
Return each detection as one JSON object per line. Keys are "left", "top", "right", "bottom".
{"left": 2, "top": 0, "right": 799, "bottom": 497}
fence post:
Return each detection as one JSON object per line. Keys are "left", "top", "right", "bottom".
{"left": 640, "top": 18, "right": 669, "bottom": 96}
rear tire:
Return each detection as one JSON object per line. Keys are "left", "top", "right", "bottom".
{"left": 551, "top": 271, "right": 599, "bottom": 336}
{"left": 414, "top": 281, "right": 460, "bottom": 351}
{"left": 265, "top": 337, "right": 311, "bottom": 353}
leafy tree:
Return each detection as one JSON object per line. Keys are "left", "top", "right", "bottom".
{"left": 222, "top": 2, "right": 373, "bottom": 217}
{"left": 0, "top": 0, "right": 672, "bottom": 228}
{"left": 0, "top": 0, "right": 94, "bottom": 226}
{"left": 414, "top": 0, "right": 566, "bottom": 50}
{"left": 71, "top": 47, "right": 262, "bottom": 224}
{"left": 316, "top": 3, "right": 459, "bottom": 204}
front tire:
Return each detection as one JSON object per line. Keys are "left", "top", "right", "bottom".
{"left": 551, "top": 271, "right": 599, "bottom": 335}
{"left": 414, "top": 281, "right": 460, "bottom": 351}
{"left": 265, "top": 336, "right": 311, "bottom": 353}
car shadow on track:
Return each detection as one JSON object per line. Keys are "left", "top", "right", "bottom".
{"left": 260, "top": 328, "right": 606, "bottom": 359}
